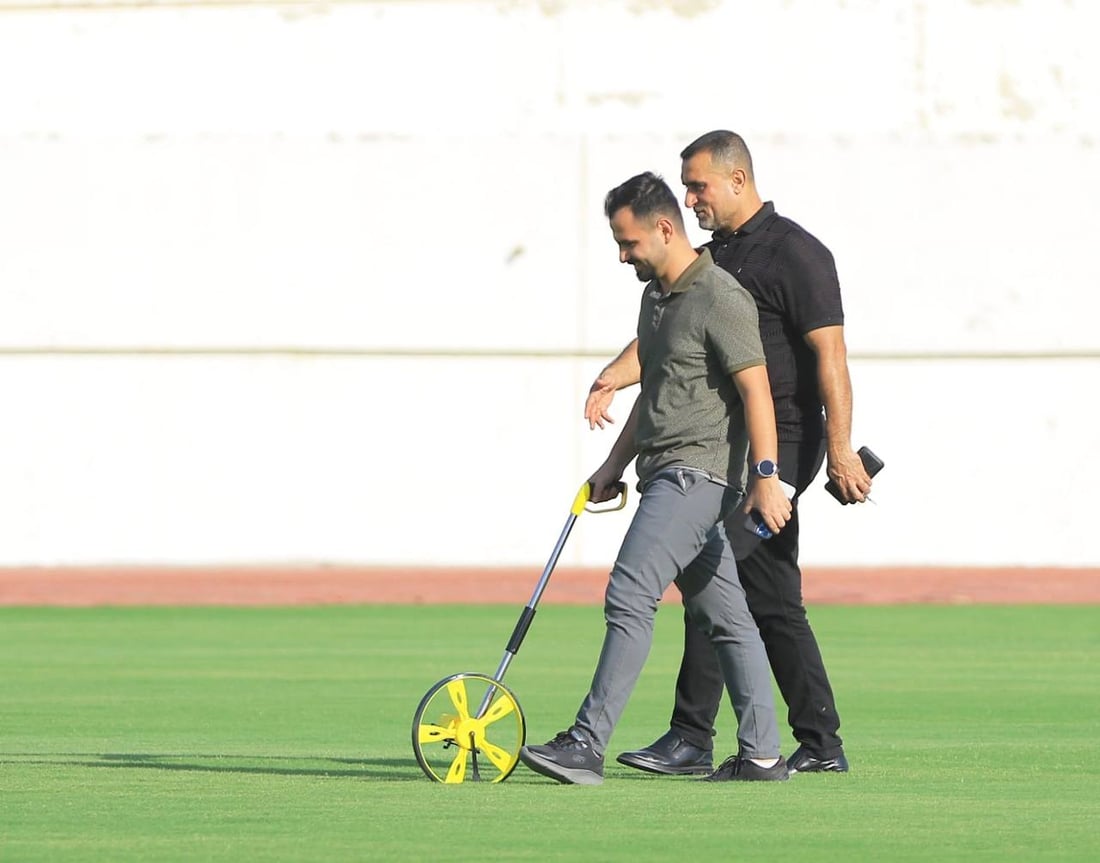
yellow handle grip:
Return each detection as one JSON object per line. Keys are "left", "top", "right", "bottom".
{"left": 570, "top": 483, "right": 592, "bottom": 516}
{"left": 571, "top": 481, "right": 628, "bottom": 516}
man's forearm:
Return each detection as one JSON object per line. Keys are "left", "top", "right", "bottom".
{"left": 732, "top": 364, "right": 779, "bottom": 465}
{"left": 603, "top": 398, "right": 642, "bottom": 473}
{"left": 806, "top": 325, "right": 870, "bottom": 499}
{"left": 818, "top": 346, "right": 855, "bottom": 458}
{"left": 732, "top": 363, "right": 790, "bottom": 532}
{"left": 602, "top": 339, "right": 642, "bottom": 390}
{"left": 741, "top": 377, "right": 780, "bottom": 466}
{"left": 805, "top": 326, "right": 855, "bottom": 457}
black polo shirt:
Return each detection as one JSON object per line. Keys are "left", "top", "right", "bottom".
{"left": 703, "top": 202, "right": 844, "bottom": 442}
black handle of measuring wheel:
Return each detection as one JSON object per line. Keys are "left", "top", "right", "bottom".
{"left": 506, "top": 607, "right": 536, "bottom": 654}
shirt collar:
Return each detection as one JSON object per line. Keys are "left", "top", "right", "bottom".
{"left": 663, "top": 248, "right": 713, "bottom": 295}
{"left": 712, "top": 201, "right": 776, "bottom": 241}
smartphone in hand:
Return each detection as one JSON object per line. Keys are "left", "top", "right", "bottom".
{"left": 825, "top": 446, "right": 884, "bottom": 505}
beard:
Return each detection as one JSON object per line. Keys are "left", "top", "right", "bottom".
{"left": 632, "top": 262, "right": 656, "bottom": 282}
{"left": 694, "top": 209, "right": 717, "bottom": 231}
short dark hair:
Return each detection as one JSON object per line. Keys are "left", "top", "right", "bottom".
{"left": 603, "top": 171, "right": 684, "bottom": 228}
{"left": 680, "top": 130, "right": 754, "bottom": 180}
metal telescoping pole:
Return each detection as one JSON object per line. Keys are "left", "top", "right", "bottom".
{"left": 473, "top": 484, "right": 593, "bottom": 719}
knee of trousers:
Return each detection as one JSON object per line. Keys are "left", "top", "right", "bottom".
{"left": 683, "top": 597, "right": 759, "bottom": 646}
{"left": 604, "top": 564, "right": 662, "bottom": 622}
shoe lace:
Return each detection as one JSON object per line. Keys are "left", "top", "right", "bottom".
{"left": 710, "top": 754, "right": 744, "bottom": 779}
{"left": 549, "top": 727, "right": 589, "bottom": 750}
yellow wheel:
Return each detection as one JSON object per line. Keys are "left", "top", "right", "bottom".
{"left": 411, "top": 672, "right": 525, "bottom": 783}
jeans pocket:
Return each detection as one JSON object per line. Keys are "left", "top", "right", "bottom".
{"left": 675, "top": 467, "right": 712, "bottom": 494}
{"left": 720, "top": 488, "right": 744, "bottom": 519}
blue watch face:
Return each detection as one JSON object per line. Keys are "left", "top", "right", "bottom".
{"left": 754, "top": 460, "right": 778, "bottom": 477}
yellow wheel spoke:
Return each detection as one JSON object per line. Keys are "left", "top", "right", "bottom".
{"left": 479, "top": 739, "right": 515, "bottom": 773}
{"left": 445, "top": 749, "right": 467, "bottom": 784}
{"left": 417, "top": 724, "right": 457, "bottom": 745}
{"left": 446, "top": 679, "right": 471, "bottom": 720}
{"left": 481, "top": 693, "right": 516, "bottom": 726}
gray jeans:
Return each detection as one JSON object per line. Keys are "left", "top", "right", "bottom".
{"left": 574, "top": 467, "right": 780, "bottom": 759}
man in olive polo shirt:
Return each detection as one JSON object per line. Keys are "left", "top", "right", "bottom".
{"left": 518, "top": 171, "right": 792, "bottom": 786}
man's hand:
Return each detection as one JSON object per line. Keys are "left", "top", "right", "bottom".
{"left": 585, "top": 373, "right": 618, "bottom": 430}
{"left": 584, "top": 341, "right": 642, "bottom": 430}
{"left": 742, "top": 477, "right": 793, "bottom": 535}
{"left": 588, "top": 464, "right": 625, "bottom": 503}
{"left": 826, "top": 446, "right": 872, "bottom": 504}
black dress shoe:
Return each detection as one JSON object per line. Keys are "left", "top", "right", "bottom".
{"left": 787, "top": 745, "right": 849, "bottom": 774}
{"left": 616, "top": 730, "right": 713, "bottom": 775}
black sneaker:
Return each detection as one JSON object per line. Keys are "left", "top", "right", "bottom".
{"left": 700, "top": 753, "right": 789, "bottom": 782}
{"left": 787, "top": 745, "right": 849, "bottom": 774}
{"left": 520, "top": 728, "right": 604, "bottom": 785}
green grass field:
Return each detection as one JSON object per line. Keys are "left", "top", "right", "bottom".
{"left": 2, "top": 603, "right": 1098, "bottom": 861}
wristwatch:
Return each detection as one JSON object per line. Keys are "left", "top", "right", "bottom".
{"left": 751, "top": 459, "right": 779, "bottom": 479}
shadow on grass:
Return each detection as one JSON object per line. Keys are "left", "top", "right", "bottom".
{"left": 0, "top": 752, "right": 420, "bottom": 781}
{"left": 1, "top": 752, "right": 669, "bottom": 785}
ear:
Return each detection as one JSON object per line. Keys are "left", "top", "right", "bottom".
{"left": 730, "top": 167, "right": 748, "bottom": 194}
{"left": 657, "top": 217, "right": 675, "bottom": 242}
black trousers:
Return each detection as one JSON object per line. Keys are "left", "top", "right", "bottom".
{"left": 669, "top": 436, "right": 845, "bottom": 758}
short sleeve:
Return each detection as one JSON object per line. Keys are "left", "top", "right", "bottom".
{"left": 706, "top": 282, "right": 765, "bottom": 374}
{"left": 779, "top": 231, "right": 845, "bottom": 334}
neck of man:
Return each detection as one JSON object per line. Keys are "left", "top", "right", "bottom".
{"left": 720, "top": 189, "right": 765, "bottom": 233}
{"left": 657, "top": 241, "right": 700, "bottom": 294}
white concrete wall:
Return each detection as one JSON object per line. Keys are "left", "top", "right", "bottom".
{"left": 1, "top": 0, "right": 1097, "bottom": 566}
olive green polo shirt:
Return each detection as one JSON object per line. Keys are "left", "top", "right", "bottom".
{"left": 634, "top": 249, "right": 765, "bottom": 491}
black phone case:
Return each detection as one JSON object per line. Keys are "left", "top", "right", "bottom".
{"left": 825, "top": 446, "right": 884, "bottom": 504}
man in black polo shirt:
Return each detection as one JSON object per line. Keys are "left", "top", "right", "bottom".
{"left": 585, "top": 130, "right": 872, "bottom": 775}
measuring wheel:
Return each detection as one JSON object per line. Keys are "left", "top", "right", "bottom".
{"left": 411, "top": 672, "right": 525, "bottom": 784}
{"left": 410, "top": 481, "right": 626, "bottom": 784}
